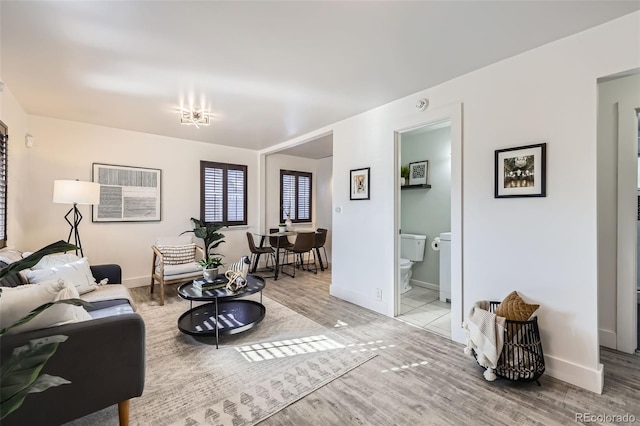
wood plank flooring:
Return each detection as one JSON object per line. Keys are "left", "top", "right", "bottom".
{"left": 257, "top": 269, "right": 640, "bottom": 425}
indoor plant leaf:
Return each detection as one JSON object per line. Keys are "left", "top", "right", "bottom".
{"left": 0, "top": 335, "right": 69, "bottom": 419}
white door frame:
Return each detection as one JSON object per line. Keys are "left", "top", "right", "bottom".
{"left": 393, "top": 102, "right": 465, "bottom": 344}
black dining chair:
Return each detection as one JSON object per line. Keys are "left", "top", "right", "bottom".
{"left": 281, "top": 231, "right": 317, "bottom": 277}
{"left": 246, "top": 232, "right": 275, "bottom": 273}
{"left": 314, "top": 228, "right": 328, "bottom": 271}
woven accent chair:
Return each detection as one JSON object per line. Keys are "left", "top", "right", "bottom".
{"left": 314, "top": 228, "right": 328, "bottom": 271}
{"left": 150, "top": 236, "right": 205, "bottom": 305}
{"left": 281, "top": 231, "right": 317, "bottom": 277}
{"left": 246, "top": 232, "right": 275, "bottom": 273}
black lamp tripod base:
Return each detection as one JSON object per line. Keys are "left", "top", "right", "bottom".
{"left": 64, "top": 203, "right": 84, "bottom": 257}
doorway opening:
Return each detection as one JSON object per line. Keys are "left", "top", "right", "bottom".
{"left": 395, "top": 122, "right": 452, "bottom": 338}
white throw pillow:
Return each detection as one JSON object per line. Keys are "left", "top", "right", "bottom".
{"left": 30, "top": 253, "right": 81, "bottom": 270}
{"left": 0, "top": 279, "right": 92, "bottom": 335}
{"left": 26, "top": 257, "right": 98, "bottom": 295}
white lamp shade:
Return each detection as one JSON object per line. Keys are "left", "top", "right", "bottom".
{"left": 53, "top": 180, "right": 100, "bottom": 205}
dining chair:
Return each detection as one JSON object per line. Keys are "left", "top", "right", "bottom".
{"left": 281, "top": 231, "right": 317, "bottom": 277}
{"left": 269, "top": 227, "right": 294, "bottom": 263}
{"left": 314, "top": 228, "right": 328, "bottom": 271}
{"left": 246, "top": 232, "right": 275, "bottom": 273}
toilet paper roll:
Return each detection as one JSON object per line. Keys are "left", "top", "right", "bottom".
{"left": 431, "top": 237, "right": 440, "bottom": 251}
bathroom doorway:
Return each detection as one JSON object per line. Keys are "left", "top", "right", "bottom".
{"left": 392, "top": 102, "right": 463, "bottom": 344}
{"left": 395, "top": 122, "right": 452, "bottom": 338}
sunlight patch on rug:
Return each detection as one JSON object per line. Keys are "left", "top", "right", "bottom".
{"left": 236, "top": 334, "right": 346, "bottom": 362}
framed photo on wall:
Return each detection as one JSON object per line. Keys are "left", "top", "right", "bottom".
{"left": 408, "top": 160, "right": 428, "bottom": 185}
{"left": 350, "top": 167, "right": 370, "bottom": 200}
{"left": 92, "top": 163, "right": 162, "bottom": 222}
{"left": 495, "top": 143, "right": 546, "bottom": 198}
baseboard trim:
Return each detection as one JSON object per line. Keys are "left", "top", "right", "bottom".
{"left": 330, "top": 284, "right": 389, "bottom": 316}
{"left": 544, "top": 355, "right": 603, "bottom": 394}
{"left": 410, "top": 279, "right": 438, "bottom": 291}
{"left": 123, "top": 276, "right": 149, "bottom": 289}
{"left": 599, "top": 328, "right": 617, "bottom": 349}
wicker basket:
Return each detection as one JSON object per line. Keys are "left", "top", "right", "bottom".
{"left": 475, "top": 301, "right": 545, "bottom": 384}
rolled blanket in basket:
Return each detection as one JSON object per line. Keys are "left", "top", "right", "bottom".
{"left": 463, "top": 300, "right": 506, "bottom": 381}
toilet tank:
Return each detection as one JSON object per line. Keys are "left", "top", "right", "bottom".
{"left": 400, "top": 233, "right": 426, "bottom": 262}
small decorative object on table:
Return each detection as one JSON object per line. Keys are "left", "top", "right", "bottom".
{"left": 278, "top": 223, "right": 286, "bottom": 233}
{"left": 225, "top": 256, "right": 250, "bottom": 292}
{"left": 198, "top": 257, "right": 223, "bottom": 281}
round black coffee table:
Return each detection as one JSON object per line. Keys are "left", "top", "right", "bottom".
{"left": 177, "top": 274, "right": 266, "bottom": 348}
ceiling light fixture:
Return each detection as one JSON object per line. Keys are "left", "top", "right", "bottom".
{"left": 180, "top": 108, "right": 212, "bottom": 129}
{"left": 416, "top": 98, "right": 429, "bottom": 111}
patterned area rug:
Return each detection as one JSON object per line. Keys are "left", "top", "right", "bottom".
{"left": 66, "top": 290, "right": 375, "bottom": 426}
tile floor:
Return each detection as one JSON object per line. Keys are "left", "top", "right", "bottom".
{"left": 396, "top": 286, "right": 451, "bottom": 338}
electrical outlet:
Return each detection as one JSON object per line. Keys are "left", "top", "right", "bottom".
{"left": 375, "top": 288, "right": 382, "bottom": 301}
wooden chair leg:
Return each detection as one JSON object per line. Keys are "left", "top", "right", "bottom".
{"left": 118, "top": 399, "right": 130, "bottom": 426}
{"left": 159, "top": 278, "right": 165, "bottom": 306}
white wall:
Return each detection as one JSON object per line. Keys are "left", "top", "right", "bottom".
{"left": 318, "top": 12, "right": 639, "bottom": 393}
{"left": 597, "top": 73, "right": 640, "bottom": 350}
{"left": 15, "top": 115, "right": 259, "bottom": 288}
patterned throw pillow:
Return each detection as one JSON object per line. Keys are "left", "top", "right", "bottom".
{"left": 157, "top": 243, "right": 196, "bottom": 265}
{"left": 495, "top": 291, "right": 539, "bottom": 321}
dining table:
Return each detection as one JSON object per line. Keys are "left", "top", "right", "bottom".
{"left": 252, "top": 230, "right": 297, "bottom": 280}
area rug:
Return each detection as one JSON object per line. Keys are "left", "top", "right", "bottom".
{"left": 67, "top": 291, "right": 375, "bottom": 426}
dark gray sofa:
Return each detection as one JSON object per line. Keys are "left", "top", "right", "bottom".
{"left": 0, "top": 264, "right": 145, "bottom": 426}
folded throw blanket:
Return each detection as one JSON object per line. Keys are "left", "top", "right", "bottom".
{"left": 463, "top": 300, "right": 506, "bottom": 381}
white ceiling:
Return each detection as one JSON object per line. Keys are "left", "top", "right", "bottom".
{"left": 2, "top": 1, "right": 638, "bottom": 155}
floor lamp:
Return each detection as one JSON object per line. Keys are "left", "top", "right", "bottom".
{"left": 53, "top": 180, "right": 100, "bottom": 257}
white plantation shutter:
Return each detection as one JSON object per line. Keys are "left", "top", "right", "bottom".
{"left": 0, "top": 122, "right": 7, "bottom": 248}
{"left": 201, "top": 161, "right": 247, "bottom": 226}
{"left": 280, "top": 170, "right": 312, "bottom": 223}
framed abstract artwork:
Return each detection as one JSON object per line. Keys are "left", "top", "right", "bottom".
{"left": 495, "top": 143, "right": 546, "bottom": 198}
{"left": 408, "top": 160, "right": 428, "bottom": 185}
{"left": 350, "top": 167, "right": 370, "bottom": 200}
{"left": 92, "top": 163, "right": 161, "bottom": 222}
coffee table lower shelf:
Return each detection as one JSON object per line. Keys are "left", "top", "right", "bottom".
{"left": 178, "top": 300, "right": 266, "bottom": 347}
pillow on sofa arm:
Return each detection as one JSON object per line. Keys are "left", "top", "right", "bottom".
{"left": 0, "top": 279, "right": 92, "bottom": 334}
{"left": 25, "top": 257, "right": 98, "bottom": 295}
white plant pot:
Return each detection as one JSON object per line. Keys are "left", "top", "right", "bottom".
{"left": 279, "top": 226, "right": 286, "bottom": 233}
{"left": 203, "top": 268, "right": 218, "bottom": 281}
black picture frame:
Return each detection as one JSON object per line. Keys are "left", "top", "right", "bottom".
{"left": 495, "top": 143, "right": 546, "bottom": 198}
{"left": 350, "top": 167, "right": 370, "bottom": 200}
{"left": 92, "top": 163, "right": 162, "bottom": 222}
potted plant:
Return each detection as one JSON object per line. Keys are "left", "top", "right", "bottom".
{"left": 198, "top": 256, "right": 223, "bottom": 281}
{"left": 278, "top": 223, "right": 286, "bottom": 233}
{"left": 181, "top": 218, "right": 226, "bottom": 280}
{"left": 401, "top": 165, "right": 410, "bottom": 186}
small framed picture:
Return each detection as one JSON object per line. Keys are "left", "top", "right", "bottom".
{"left": 350, "top": 167, "right": 370, "bottom": 200}
{"left": 495, "top": 143, "right": 546, "bottom": 198}
{"left": 408, "top": 161, "right": 428, "bottom": 185}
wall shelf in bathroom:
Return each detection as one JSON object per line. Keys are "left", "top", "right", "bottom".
{"left": 401, "top": 184, "right": 432, "bottom": 190}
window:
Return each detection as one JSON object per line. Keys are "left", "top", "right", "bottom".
{"left": 0, "top": 121, "right": 7, "bottom": 249}
{"left": 200, "top": 161, "right": 247, "bottom": 226}
{"left": 280, "top": 169, "right": 312, "bottom": 223}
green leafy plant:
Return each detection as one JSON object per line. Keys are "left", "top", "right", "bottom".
{"left": 0, "top": 240, "right": 91, "bottom": 420}
{"left": 198, "top": 257, "right": 223, "bottom": 269}
{"left": 181, "top": 218, "right": 226, "bottom": 261}
{"left": 401, "top": 166, "right": 410, "bottom": 179}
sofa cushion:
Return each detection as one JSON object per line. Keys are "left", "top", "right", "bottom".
{"left": 0, "top": 249, "right": 29, "bottom": 286}
{"left": 25, "top": 257, "right": 98, "bottom": 295}
{"left": 29, "top": 253, "right": 81, "bottom": 270}
{"left": 81, "top": 284, "right": 136, "bottom": 311}
{"left": 0, "top": 279, "right": 92, "bottom": 334}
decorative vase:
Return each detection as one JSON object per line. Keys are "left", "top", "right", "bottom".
{"left": 203, "top": 268, "right": 218, "bottom": 281}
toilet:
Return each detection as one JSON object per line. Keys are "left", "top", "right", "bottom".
{"left": 400, "top": 233, "right": 427, "bottom": 294}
